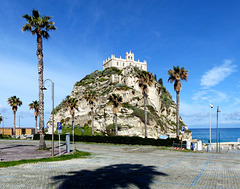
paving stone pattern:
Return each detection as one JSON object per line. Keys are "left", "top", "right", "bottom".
{"left": 0, "top": 140, "right": 240, "bottom": 188}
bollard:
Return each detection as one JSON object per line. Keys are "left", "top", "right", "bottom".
{"left": 207, "top": 144, "right": 212, "bottom": 152}
{"left": 186, "top": 141, "right": 191, "bottom": 150}
{"left": 66, "top": 133, "right": 70, "bottom": 153}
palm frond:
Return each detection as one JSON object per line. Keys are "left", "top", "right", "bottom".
{"left": 46, "top": 24, "right": 56, "bottom": 31}
{"left": 7, "top": 96, "right": 22, "bottom": 108}
{"left": 168, "top": 66, "right": 188, "bottom": 92}
{"left": 22, "top": 24, "right": 32, "bottom": 32}
{"left": 22, "top": 14, "right": 31, "bottom": 20}
{"left": 22, "top": 10, "right": 56, "bottom": 38}
{"left": 42, "top": 30, "right": 49, "bottom": 39}
{"left": 32, "top": 10, "right": 40, "bottom": 19}
{"left": 31, "top": 29, "right": 37, "bottom": 35}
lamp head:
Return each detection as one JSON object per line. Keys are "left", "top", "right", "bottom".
{"left": 41, "top": 86, "right": 47, "bottom": 90}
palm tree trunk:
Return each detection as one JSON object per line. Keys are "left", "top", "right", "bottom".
{"left": 91, "top": 108, "right": 94, "bottom": 136}
{"left": 115, "top": 114, "right": 118, "bottom": 136}
{"left": 144, "top": 95, "right": 147, "bottom": 138}
{"left": 176, "top": 91, "right": 180, "bottom": 138}
{"left": 13, "top": 111, "right": 16, "bottom": 136}
{"left": 37, "top": 33, "right": 46, "bottom": 149}
{"left": 35, "top": 116, "right": 38, "bottom": 134}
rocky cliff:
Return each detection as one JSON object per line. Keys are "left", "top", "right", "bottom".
{"left": 48, "top": 66, "right": 192, "bottom": 140}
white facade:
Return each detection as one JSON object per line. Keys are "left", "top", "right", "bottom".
{"left": 102, "top": 51, "right": 147, "bottom": 71}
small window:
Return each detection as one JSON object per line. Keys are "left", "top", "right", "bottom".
{"left": 117, "top": 62, "right": 119, "bottom": 66}
{"left": 123, "top": 63, "right": 125, "bottom": 66}
{"left": 128, "top": 56, "right": 130, "bottom": 59}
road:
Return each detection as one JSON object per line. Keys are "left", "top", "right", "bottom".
{"left": 0, "top": 140, "right": 240, "bottom": 188}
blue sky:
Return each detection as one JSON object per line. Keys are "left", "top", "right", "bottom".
{"left": 0, "top": 0, "right": 239, "bottom": 129}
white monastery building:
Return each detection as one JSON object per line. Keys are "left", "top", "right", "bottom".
{"left": 102, "top": 51, "right": 147, "bottom": 71}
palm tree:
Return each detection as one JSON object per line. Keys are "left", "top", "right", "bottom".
{"left": 66, "top": 97, "right": 78, "bottom": 148}
{"left": 85, "top": 91, "right": 97, "bottom": 136}
{"left": 29, "top": 100, "right": 39, "bottom": 134}
{"left": 139, "top": 72, "right": 153, "bottom": 138}
{"left": 0, "top": 115, "right": 2, "bottom": 125}
{"left": 7, "top": 96, "right": 22, "bottom": 136}
{"left": 108, "top": 94, "right": 122, "bottom": 136}
{"left": 168, "top": 66, "right": 188, "bottom": 138}
{"left": 22, "top": 10, "right": 56, "bottom": 149}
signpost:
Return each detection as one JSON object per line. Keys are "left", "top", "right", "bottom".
{"left": 180, "top": 126, "right": 185, "bottom": 149}
{"left": 180, "top": 126, "right": 185, "bottom": 133}
{"left": 57, "top": 122, "right": 62, "bottom": 155}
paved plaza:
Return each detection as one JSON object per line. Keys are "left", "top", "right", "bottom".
{"left": 0, "top": 140, "right": 240, "bottom": 188}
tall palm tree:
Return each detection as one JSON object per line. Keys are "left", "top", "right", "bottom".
{"left": 85, "top": 91, "right": 97, "bottom": 136}
{"left": 139, "top": 72, "right": 153, "bottom": 138}
{"left": 29, "top": 100, "right": 39, "bottom": 134}
{"left": 22, "top": 10, "right": 56, "bottom": 149}
{"left": 7, "top": 96, "right": 22, "bottom": 136}
{"left": 168, "top": 66, "right": 188, "bottom": 138}
{"left": 66, "top": 97, "right": 78, "bottom": 148}
{"left": 108, "top": 94, "right": 122, "bottom": 136}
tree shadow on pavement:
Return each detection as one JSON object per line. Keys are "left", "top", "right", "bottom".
{"left": 0, "top": 144, "right": 35, "bottom": 150}
{"left": 51, "top": 163, "right": 168, "bottom": 189}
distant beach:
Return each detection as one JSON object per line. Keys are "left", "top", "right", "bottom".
{"left": 191, "top": 128, "right": 240, "bottom": 143}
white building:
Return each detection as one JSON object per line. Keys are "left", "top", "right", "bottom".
{"left": 102, "top": 51, "right": 147, "bottom": 71}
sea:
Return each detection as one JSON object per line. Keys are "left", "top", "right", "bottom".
{"left": 190, "top": 128, "right": 240, "bottom": 144}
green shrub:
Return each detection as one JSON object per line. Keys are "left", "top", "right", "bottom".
{"left": 54, "top": 124, "right": 102, "bottom": 136}
{"left": 106, "top": 124, "right": 122, "bottom": 136}
{"left": 102, "top": 67, "right": 122, "bottom": 76}
{"left": 33, "top": 134, "right": 181, "bottom": 147}
{"left": 185, "top": 129, "right": 192, "bottom": 133}
{"left": 114, "top": 83, "right": 132, "bottom": 91}
{"left": 75, "top": 70, "right": 102, "bottom": 86}
{"left": 99, "top": 77, "right": 108, "bottom": 82}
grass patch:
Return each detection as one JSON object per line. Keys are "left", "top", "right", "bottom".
{"left": 0, "top": 150, "right": 91, "bottom": 168}
{"left": 54, "top": 124, "right": 103, "bottom": 136}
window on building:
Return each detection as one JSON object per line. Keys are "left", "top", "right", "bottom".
{"left": 123, "top": 63, "right": 125, "bottom": 66}
{"left": 117, "top": 62, "right": 119, "bottom": 66}
{"left": 128, "top": 56, "right": 130, "bottom": 59}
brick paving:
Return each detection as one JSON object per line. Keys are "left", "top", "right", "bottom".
{"left": 0, "top": 140, "right": 240, "bottom": 188}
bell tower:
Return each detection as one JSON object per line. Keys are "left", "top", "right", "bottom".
{"left": 126, "top": 51, "right": 134, "bottom": 61}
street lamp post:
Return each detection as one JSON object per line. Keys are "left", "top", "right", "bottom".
{"left": 216, "top": 106, "right": 221, "bottom": 153}
{"left": 2, "top": 117, "right": 7, "bottom": 135}
{"left": 209, "top": 101, "right": 213, "bottom": 151}
{"left": 43, "top": 79, "right": 55, "bottom": 157}
{"left": 19, "top": 115, "right": 23, "bottom": 127}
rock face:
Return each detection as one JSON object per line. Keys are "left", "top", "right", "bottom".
{"left": 48, "top": 66, "right": 192, "bottom": 140}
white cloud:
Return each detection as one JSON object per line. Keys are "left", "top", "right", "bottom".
{"left": 192, "top": 90, "right": 227, "bottom": 103}
{"left": 200, "top": 59, "right": 237, "bottom": 89}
